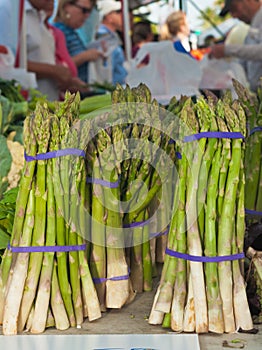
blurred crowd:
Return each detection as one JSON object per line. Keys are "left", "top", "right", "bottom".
{"left": 0, "top": 0, "right": 262, "bottom": 100}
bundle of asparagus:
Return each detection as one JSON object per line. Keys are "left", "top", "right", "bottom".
{"left": 149, "top": 92, "right": 254, "bottom": 333}
{"left": 232, "top": 80, "right": 262, "bottom": 324}
{"left": 0, "top": 83, "right": 179, "bottom": 335}
{"left": 232, "top": 79, "right": 262, "bottom": 219}
{"left": 85, "top": 83, "right": 177, "bottom": 302}
{"left": 0, "top": 93, "right": 101, "bottom": 335}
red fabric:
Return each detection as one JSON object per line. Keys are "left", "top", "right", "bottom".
{"left": 132, "top": 45, "right": 150, "bottom": 65}
{"left": 15, "top": 0, "right": 24, "bottom": 67}
{"left": 0, "top": 45, "right": 8, "bottom": 54}
{"left": 49, "top": 25, "right": 78, "bottom": 77}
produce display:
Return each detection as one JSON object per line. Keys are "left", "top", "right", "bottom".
{"left": 0, "top": 79, "right": 28, "bottom": 197}
{"left": 0, "top": 93, "right": 102, "bottom": 334}
{"left": 0, "top": 80, "right": 261, "bottom": 336}
{"left": 0, "top": 188, "right": 18, "bottom": 264}
{"left": 0, "top": 85, "right": 177, "bottom": 334}
{"left": 232, "top": 81, "right": 262, "bottom": 218}
{"left": 149, "top": 88, "right": 253, "bottom": 333}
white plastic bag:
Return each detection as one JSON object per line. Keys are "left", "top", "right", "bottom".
{"left": 88, "top": 33, "right": 119, "bottom": 84}
{"left": 89, "top": 57, "right": 113, "bottom": 84}
{"left": 0, "top": 46, "right": 15, "bottom": 67}
{"left": 86, "top": 32, "right": 120, "bottom": 56}
{"left": 199, "top": 56, "right": 249, "bottom": 91}
{"left": 0, "top": 46, "right": 37, "bottom": 89}
{"left": 126, "top": 41, "right": 202, "bottom": 101}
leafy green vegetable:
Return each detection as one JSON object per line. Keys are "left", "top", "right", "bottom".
{"left": 0, "top": 187, "right": 19, "bottom": 204}
{"left": 0, "top": 94, "right": 28, "bottom": 139}
{"left": 0, "top": 187, "right": 18, "bottom": 262}
{"left": 0, "top": 135, "right": 12, "bottom": 198}
{"left": 0, "top": 78, "right": 25, "bottom": 102}
{"left": 0, "top": 228, "right": 10, "bottom": 250}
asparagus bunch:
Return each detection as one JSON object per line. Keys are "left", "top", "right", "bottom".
{"left": 0, "top": 93, "right": 101, "bottom": 335}
{"left": 1, "top": 84, "right": 179, "bottom": 332}
{"left": 232, "top": 79, "right": 262, "bottom": 218}
{"left": 83, "top": 83, "right": 177, "bottom": 303}
{"left": 149, "top": 93, "right": 253, "bottom": 333}
{"left": 112, "top": 84, "right": 177, "bottom": 293}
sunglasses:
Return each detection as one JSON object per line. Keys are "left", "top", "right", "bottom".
{"left": 70, "top": 2, "right": 92, "bottom": 14}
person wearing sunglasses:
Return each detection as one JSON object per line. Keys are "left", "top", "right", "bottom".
{"left": 53, "top": 0, "right": 103, "bottom": 85}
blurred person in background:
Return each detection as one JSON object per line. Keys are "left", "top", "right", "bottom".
{"left": 96, "top": 0, "right": 127, "bottom": 86}
{"left": 53, "top": 0, "right": 103, "bottom": 84}
{"left": 131, "top": 20, "right": 154, "bottom": 67}
{"left": 164, "top": 10, "right": 195, "bottom": 59}
{"left": 131, "top": 20, "right": 154, "bottom": 57}
{"left": 45, "top": 5, "right": 88, "bottom": 99}
{"left": 209, "top": 0, "right": 262, "bottom": 92}
{"left": 76, "top": 2, "right": 100, "bottom": 46}
{"left": 26, "top": 0, "right": 85, "bottom": 100}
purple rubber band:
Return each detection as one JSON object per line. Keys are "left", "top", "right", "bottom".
{"left": 124, "top": 220, "right": 169, "bottom": 238}
{"left": 245, "top": 208, "right": 262, "bottom": 217}
{"left": 176, "top": 151, "right": 182, "bottom": 159}
{"left": 150, "top": 226, "right": 169, "bottom": 239}
{"left": 24, "top": 148, "right": 85, "bottom": 162}
{"left": 86, "top": 177, "right": 120, "bottom": 188}
{"left": 93, "top": 271, "right": 130, "bottom": 284}
{"left": 7, "top": 242, "right": 86, "bottom": 253}
{"left": 183, "top": 131, "right": 244, "bottom": 143}
{"left": 250, "top": 126, "right": 262, "bottom": 135}
{"left": 165, "top": 247, "right": 245, "bottom": 262}
{"left": 123, "top": 217, "right": 152, "bottom": 229}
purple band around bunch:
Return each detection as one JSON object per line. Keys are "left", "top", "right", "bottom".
{"left": 124, "top": 220, "right": 169, "bottom": 238}
{"left": 175, "top": 151, "right": 182, "bottom": 159}
{"left": 93, "top": 271, "right": 130, "bottom": 284}
{"left": 245, "top": 208, "right": 262, "bottom": 216}
{"left": 123, "top": 217, "right": 152, "bottom": 228}
{"left": 86, "top": 177, "right": 120, "bottom": 188}
{"left": 165, "top": 247, "right": 245, "bottom": 262}
{"left": 150, "top": 227, "right": 169, "bottom": 239}
{"left": 183, "top": 131, "right": 244, "bottom": 143}
{"left": 250, "top": 126, "right": 262, "bottom": 136}
{"left": 24, "top": 148, "right": 85, "bottom": 162}
{"left": 124, "top": 219, "right": 169, "bottom": 238}
{"left": 8, "top": 243, "right": 86, "bottom": 253}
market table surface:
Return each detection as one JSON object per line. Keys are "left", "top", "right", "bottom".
{"left": 0, "top": 278, "right": 261, "bottom": 349}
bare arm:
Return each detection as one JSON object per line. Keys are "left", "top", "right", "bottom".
{"left": 27, "top": 61, "right": 72, "bottom": 82}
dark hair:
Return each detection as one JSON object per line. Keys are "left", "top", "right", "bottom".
{"left": 132, "top": 21, "right": 153, "bottom": 45}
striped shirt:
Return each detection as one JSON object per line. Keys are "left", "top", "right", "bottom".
{"left": 53, "top": 22, "right": 89, "bottom": 83}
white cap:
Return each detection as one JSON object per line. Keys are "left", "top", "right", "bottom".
{"left": 97, "top": 1, "right": 121, "bottom": 19}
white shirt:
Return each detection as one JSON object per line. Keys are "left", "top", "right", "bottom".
{"left": 225, "top": 6, "right": 262, "bottom": 91}
{"left": 25, "top": 0, "right": 59, "bottom": 100}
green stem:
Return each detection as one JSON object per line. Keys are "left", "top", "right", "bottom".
{"left": 30, "top": 160, "right": 56, "bottom": 333}
{"left": 142, "top": 210, "right": 153, "bottom": 292}
{"left": 204, "top": 140, "right": 224, "bottom": 333}
{"left": 18, "top": 113, "right": 50, "bottom": 332}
